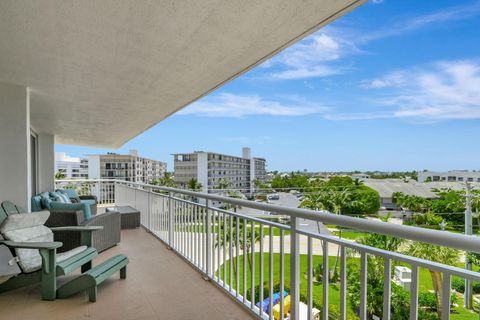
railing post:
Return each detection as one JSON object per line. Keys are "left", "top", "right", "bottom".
{"left": 205, "top": 199, "right": 212, "bottom": 279}
{"left": 290, "top": 216, "right": 300, "bottom": 320}
{"left": 147, "top": 187, "right": 151, "bottom": 231}
{"left": 168, "top": 192, "right": 173, "bottom": 248}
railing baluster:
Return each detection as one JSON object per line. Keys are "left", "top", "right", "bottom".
{"left": 250, "top": 220, "right": 255, "bottom": 309}
{"left": 410, "top": 265, "right": 419, "bottom": 320}
{"left": 322, "top": 240, "right": 329, "bottom": 320}
{"left": 236, "top": 216, "right": 240, "bottom": 297}
{"left": 213, "top": 210, "right": 217, "bottom": 280}
{"left": 183, "top": 202, "right": 186, "bottom": 256}
{"left": 190, "top": 203, "right": 193, "bottom": 260}
{"left": 307, "top": 237, "right": 313, "bottom": 320}
{"left": 259, "top": 223, "right": 264, "bottom": 316}
{"left": 360, "top": 252, "right": 367, "bottom": 320}
{"left": 223, "top": 213, "right": 227, "bottom": 287}
{"left": 192, "top": 204, "right": 196, "bottom": 265}
{"left": 243, "top": 218, "right": 247, "bottom": 303}
{"left": 196, "top": 205, "right": 200, "bottom": 267}
{"left": 442, "top": 272, "right": 451, "bottom": 320}
{"left": 217, "top": 211, "right": 221, "bottom": 281}
{"left": 340, "top": 245, "right": 346, "bottom": 320}
{"left": 280, "top": 229, "right": 285, "bottom": 320}
{"left": 383, "top": 257, "right": 391, "bottom": 320}
{"left": 229, "top": 215, "right": 233, "bottom": 292}
{"left": 290, "top": 217, "right": 300, "bottom": 320}
{"left": 204, "top": 201, "right": 210, "bottom": 275}
{"left": 269, "top": 226, "right": 274, "bottom": 320}
{"left": 181, "top": 202, "right": 185, "bottom": 255}
{"left": 168, "top": 192, "right": 173, "bottom": 248}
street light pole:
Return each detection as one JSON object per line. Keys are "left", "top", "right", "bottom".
{"left": 465, "top": 181, "right": 473, "bottom": 309}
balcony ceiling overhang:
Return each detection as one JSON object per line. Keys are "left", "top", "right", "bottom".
{"left": 0, "top": 0, "right": 364, "bottom": 148}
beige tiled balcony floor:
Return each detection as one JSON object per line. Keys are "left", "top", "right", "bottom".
{"left": 0, "top": 229, "right": 255, "bottom": 320}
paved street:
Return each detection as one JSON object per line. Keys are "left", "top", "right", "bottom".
{"left": 237, "top": 192, "right": 332, "bottom": 236}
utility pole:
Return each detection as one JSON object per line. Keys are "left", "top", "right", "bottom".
{"left": 465, "top": 181, "right": 473, "bottom": 309}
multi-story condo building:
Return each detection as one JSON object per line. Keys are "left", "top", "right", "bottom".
{"left": 418, "top": 170, "right": 480, "bottom": 183}
{"left": 54, "top": 152, "right": 88, "bottom": 179}
{"left": 88, "top": 150, "right": 166, "bottom": 183}
{"left": 173, "top": 147, "right": 267, "bottom": 194}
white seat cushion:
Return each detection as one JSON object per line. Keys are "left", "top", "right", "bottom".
{"left": 0, "top": 212, "right": 53, "bottom": 273}
{"left": 20, "top": 246, "right": 88, "bottom": 273}
{"left": 0, "top": 211, "right": 87, "bottom": 273}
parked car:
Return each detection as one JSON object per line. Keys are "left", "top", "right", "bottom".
{"left": 268, "top": 194, "right": 280, "bottom": 200}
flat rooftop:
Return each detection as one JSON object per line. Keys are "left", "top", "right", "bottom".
{"left": 0, "top": 229, "right": 254, "bottom": 320}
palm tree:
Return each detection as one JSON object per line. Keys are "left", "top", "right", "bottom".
{"left": 299, "top": 189, "right": 357, "bottom": 279}
{"left": 223, "top": 190, "right": 244, "bottom": 212}
{"left": 215, "top": 218, "right": 260, "bottom": 286}
{"left": 406, "top": 242, "right": 459, "bottom": 318}
{"left": 215, "top": 178, "right": 232, "bottom": 194}
{"left": 151, "top": 172, "right": 176, "bottom": 188}
{"left": 187, "top": 178, "right": 203, "bottom": 191}
{"left": 186, "top": 178, "right": 203, "bottom": 202}
{"left": 55, "top": 171, "right": 66, "bottom": 179}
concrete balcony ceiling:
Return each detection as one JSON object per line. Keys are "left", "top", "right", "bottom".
{"left": 0, "top": 0, "right": 364, "bottom": 147}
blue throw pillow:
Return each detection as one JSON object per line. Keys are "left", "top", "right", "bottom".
{"left": 59, "top": 193, "right": 71, "bottom": 203}
{"left": 40, "top": 195, "right": 52, "bottom": 209}
{"left": 49, "top": 192, "right": 66, "bottom": 203}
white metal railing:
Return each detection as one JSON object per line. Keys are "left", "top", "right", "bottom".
{"left": 55, "top": 179, "right": 480, "bottom": 320}
{"left": 55, "top": 179, "right": 116, "bottom": 204}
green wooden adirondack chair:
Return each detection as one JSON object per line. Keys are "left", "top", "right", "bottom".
{"left": 0, "top": 201, "right": 101, "bottom": 300}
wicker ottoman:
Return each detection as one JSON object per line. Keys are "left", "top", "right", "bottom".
{"left": 106, "top": 206, "right": 140, "bottom": 229}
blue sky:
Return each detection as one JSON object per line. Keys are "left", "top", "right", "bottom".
{"left": 57, "top": 0, "right": 480, "bottom": 172}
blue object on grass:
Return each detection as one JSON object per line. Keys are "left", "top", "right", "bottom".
{"left": 255, "top": 290, "right": 288, "bottom": 313}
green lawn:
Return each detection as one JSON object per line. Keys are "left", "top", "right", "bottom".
{"left": 217, "top": 253, "right": 479, "bottom": 319}
{"left": 331, "top": 230, "right": 368, "bottom": 240}
{"left": 217, "top": 253, "right": 360, "bottom": 319}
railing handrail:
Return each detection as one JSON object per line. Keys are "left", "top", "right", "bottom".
{"left": 56, "top": 178, "right": 480, "bottom": 253}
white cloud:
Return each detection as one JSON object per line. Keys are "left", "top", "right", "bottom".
{"left": 269, "top": 65, "right": 342, "bottom": 80}
{"left": 260, "top": 1, "right": 480, "bottom": 81}
{"left": 330, "top": 60, "right": 480, "bottom": 121}
{"left": 263, "top": 32, "right": 357, "bottom": 80}
{"left": 179, "top": 93, "right": 329, "bottom": 117}
{"left": 360, "top": 71, "right": 408, "bottom": 89}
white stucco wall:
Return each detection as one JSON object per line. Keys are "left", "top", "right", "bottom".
{"left": 0, "top": 82, "right": 31, "bottom": 211}
{"left": 38, "top": 134, "right": 55, "bottom": 192}
{"left": 88, "top": 155, "right": 101, "bottom": 179}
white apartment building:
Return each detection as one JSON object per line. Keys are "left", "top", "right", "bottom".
{"left": 54, "top": 152, "right": 88, "bottom": 179}
{"left": 173, "top": 147, "right": 267, "bottom": 194}
{"left": 418, "top": 170, "right": 480, "bottom": 183}
{"left": 88, "top": 150, "right": 167, "bottom": 183}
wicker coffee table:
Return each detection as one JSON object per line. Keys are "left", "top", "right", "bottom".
{"left": 106, "top": 206, "right": 140, "bottom": 229}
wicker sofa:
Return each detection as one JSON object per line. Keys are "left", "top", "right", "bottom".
{"left": 46, "top": 208, "right": 121, "bottom": 253}
{"left": 31, "top": 191, "right": 121, "bottom": 253}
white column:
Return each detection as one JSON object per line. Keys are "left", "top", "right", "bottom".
{"left": 196, "top": 153, "right": 208, "bottom": 193}
{"left": 38, "top": 134, "right": 55, "bottom": 192}
{"left": 0, "top": 82, "right": 31, "bottom": 211}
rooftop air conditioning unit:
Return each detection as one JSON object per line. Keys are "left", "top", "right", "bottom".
{"left": 393, "top": 266, "right": 412, "bottom": 291}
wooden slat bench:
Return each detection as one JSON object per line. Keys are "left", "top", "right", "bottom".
{"left": 57, "top": 254, "right": 129, "bottom": 302}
